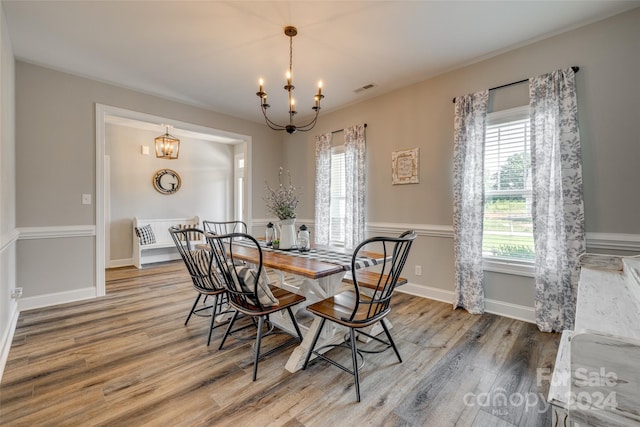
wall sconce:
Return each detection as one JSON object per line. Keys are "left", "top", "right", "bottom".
{"left": 155, "top": 126, "right": 180, "bottom": 159}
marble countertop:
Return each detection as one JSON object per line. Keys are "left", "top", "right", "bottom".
{"left": 569, "top": 331, "right": 640, "bottom": 427}
{"left": 564, "top": 255, "right": 640, "bottom": 426}
{"left": 549, "top": 253, "right": 640, "bottom": 426}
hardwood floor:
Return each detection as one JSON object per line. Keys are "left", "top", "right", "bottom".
{"left": 1, "top": 262, "right": 560, "bottom": 426}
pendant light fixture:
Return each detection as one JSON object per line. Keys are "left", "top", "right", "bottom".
{"left": 256, "top": 26, "right": 324, "bottom": 134}
{"left": 154, "top": 126, "right": 180, "bottom": 159}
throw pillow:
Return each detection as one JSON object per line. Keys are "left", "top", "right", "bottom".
{"left": 178, "top": 223, "right": 200, "bottom": 242}
{"left": 135, "top": 224, "right": 156, "bottom": 245}
{"left": 233, "top": 265, "right": 279, "bottom": 307}
{"left": 189, "top": 249, "right": 224, "bottom": 290}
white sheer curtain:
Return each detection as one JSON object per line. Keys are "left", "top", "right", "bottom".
{"left": 314, "top": 132, "right": 332, "bottom": 245}
{"left": 344, "top": 124, "right": 366, "bottom": 249}
{"left": 452, "top": 90, "right": 488, "bottom": 314}
{"left": 529, "top": 68, "right": 585, "bottom": 332}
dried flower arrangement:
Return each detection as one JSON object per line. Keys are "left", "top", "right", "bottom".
{"left": 263, "top": 167, "right": 299, "bottom": 220}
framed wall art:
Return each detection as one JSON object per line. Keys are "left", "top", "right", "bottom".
{"left": 391, "top": 148, "right": 419, "bottom": 185}
{"left": 152, "top": 168, "right": 181, "bottom": 195}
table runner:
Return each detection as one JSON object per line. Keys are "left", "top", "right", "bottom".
{"left": 235, "top": 239, "right": 380, "bottom": 271}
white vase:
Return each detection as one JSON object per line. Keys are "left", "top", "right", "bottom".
{"left": 276, "top": 218, "right": 296, "bottom": 250}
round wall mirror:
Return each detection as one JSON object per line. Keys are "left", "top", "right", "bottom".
{"left": 152, "top": 168, "right": 181, "bottom": 195}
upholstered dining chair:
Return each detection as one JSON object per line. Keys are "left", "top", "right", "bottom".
{"left": 169, "top": 226, "right": 230, "bottom": 346}
{"left": 302, "top": 230, "right": 417, "bottom": 402}
{"left": 202, "top": 220, "right": 248, "bottom": 235}
{"left": 205, "top": 232, "right": 306, "bottom": 381}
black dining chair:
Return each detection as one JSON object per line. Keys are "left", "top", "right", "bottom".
{"left": 206, "top": 232, "right": 306, "bottom": 381}
{"left": 202, "top": 220, "right": 248, "bottom": 235}
{"left": 169, "top": 226, "right": 231, "bottom": 346}
{"left": 302, "top": 230, "right": 417, "bottom": 402}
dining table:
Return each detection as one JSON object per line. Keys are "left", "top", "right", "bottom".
{"left": 208, "top": 238, "right": 390, "bottom": 373}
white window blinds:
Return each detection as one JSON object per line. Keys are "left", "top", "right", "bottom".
{"left": 483, "top": 107, "right": 534, "bottom": 262}
{"left": 330, "top": 148, "right": 346, "bottom": 245}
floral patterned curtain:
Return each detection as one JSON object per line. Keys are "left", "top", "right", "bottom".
{"left": 344, "top": 124, "right": 366, "bottom": 249}
{"left": 529, "top": 68, "right": 585, "bottom": 332}
{"left": 314, "top": 132, "right": 332, "bottom": 245}
{"left": 453, "top": 90, "right": 488, "bottom": 314}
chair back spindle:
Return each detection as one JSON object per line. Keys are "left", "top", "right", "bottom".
{"left": 347, "top": 230, "right": 416, "bottom": 324}
{"left": 206, "top": 232, "right": 268, "bottom": 311}
{"left": 302, "top": 230, "right": 416, "bottom": 401}
{"left": 169, "top": 226, "right": 230, "bottom": 346}
{"left": 204, "top": 231, "right": 306, "bottom": 381}
{"left": 203, "top": 220, "right": 248, "bottom": 236}
{"left": 169, "top": 227, "right": 225, "bottom": 292}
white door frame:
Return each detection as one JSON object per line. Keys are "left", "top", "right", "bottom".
{"left": 95, "top": 104, "right": 252, "bottom": 296}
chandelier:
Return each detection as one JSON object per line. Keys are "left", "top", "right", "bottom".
{"left": 256, "top": 26, "right": 324, "bottom": 134}
{"left": 154, "top": 126, "right": 180, "bottom": 159}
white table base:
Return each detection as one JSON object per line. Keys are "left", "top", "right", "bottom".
{"left": 265, "top": 268, "right": 391, "bottom": 373}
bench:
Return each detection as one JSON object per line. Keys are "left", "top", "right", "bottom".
{"left": 133, "top": 216, "right": 200, "bottom": 268}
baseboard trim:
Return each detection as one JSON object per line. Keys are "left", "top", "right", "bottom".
{"left": 485, "top": 298, "right": 535, "bottom": 324}
{"left": 0, "top": 303, "right": 20, "bottom": 382}
{"left": 108, "top": 258, "right": 134, "bottom": 268}
{"left": 398, "top": 283, "right": 454, "bottom": 304}
{"left": 140, "top": 253, "right": 182, "bottom": 265}
{"left": 18, "top": 287, "right": 97, "bottom": 312}
{"left": 397, "top": 282, "right": 535, "bottom": 324}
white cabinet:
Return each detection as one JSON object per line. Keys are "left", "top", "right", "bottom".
{"left": 547, "top": 256, "right": 640, "bottom": 427}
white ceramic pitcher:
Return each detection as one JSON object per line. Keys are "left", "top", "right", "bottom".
{"left": 275, "top": 218, "right": 296, "bottom": 250}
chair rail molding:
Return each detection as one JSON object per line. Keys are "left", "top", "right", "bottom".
{"left": 255, "top": 220, "right": 640, "bottom": 252}
{"left": 366, "top": 222, "right": 454, "bottom": 238}
{"left": 17, "top": 225, "right": 96, "bottom": 240}
{"left": 585, "top": 232, "right": 640, "bottom": 252}
{"left": 1, "top": 229, "right": 19, "bottom": 252}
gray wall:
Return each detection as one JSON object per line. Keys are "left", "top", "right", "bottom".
{"left": 6, "top": 7, "right": 640, "bottom": 321}
{"left": 14, "top": 62, "right": 283, "bottom": 300}
{"left": 283, "top": 8, "right": 640, "bottom": 310}
{"left": 0, "top": 3, "right": 16, "bottom": 371}
{"left": 106, "top": 124, "right": 235, "bottom": 262}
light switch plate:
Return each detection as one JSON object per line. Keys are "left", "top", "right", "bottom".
{"left": 82, "top": 194, "right": 92, "bottom": 205}
{"left": 141, "top": 145, "right": 150, "bottom": 155}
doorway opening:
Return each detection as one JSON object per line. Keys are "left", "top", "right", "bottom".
{"left": 95, "top": 104, "right": 252, "bottom": 296}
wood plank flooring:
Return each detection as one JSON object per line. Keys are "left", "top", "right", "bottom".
{"left": 0, "top": 262, "right": 560, "bottom": 426}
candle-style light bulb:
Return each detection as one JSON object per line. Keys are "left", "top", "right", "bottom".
{"left": 286, "top": 70, "right": 291, "bottom": 85}
{"left": 259, "top": 78, "right": 264, "bottom": 92}
{"left": 318, "top": 80, "right": 323, "bottom": 96}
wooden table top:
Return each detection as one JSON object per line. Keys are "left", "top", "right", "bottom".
{"left": 198, "top": 241, "right": 383, "bottom": 280}
{"left": 228, "top": 244, "right": 345, "bottom": 279}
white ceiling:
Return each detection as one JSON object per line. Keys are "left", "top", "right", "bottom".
{"left": 3, "top": 1, "right": 638, "bottom": 125}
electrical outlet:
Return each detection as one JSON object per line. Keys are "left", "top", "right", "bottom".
{"left": 11, "top": 287, "right": 23, "bottom": 299}
{"left": 415, "top": 265, "right": 422, "bottom": 276}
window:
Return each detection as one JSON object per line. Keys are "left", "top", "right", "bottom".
{"left": 234, "top": 153, "right": 244, "bottom": 222}
{"left": 329, "top": 146, "right": 346, "bottom": 246}
{"left": 483, "top": 106, "right": 534, "bottom": 266}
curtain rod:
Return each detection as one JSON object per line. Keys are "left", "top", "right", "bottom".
{"left": 451, "top": 66, "right": 579, "bottom": 103}
{"left": 331, "top": 123, "right": 367, "bottom": 134}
